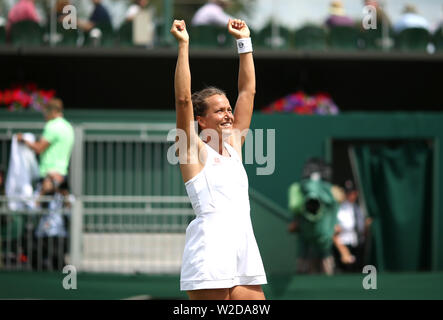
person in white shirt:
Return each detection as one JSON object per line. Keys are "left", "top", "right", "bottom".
{"left": 333, "top": 180, "right": 372, "bottom": 272}
{"left": 125, "top": 0, "right": 150, "bottom": 21}
{"left": 191, "top": 0, "right": 233, "bottom": 27}
{"left": 171, "top": 18, "right": 267, "bottom": 300}
{"left": 393, "top": 4, "right": 430, "bottom": 34}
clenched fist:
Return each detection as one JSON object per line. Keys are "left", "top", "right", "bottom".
{"left": 170, "top": 20, "right": 189, "bottom": 43}
{"left": 228, "top": 19, "right": 250, "bottom": 39}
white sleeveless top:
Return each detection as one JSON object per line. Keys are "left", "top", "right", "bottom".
{"left": 181, "top": 142, "right": 267, "bottom": 291}
{"left": 185, "top": 142, "right": 250, "bottom": 217}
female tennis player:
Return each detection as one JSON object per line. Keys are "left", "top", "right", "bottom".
{"left": 171, "top": 18, "right": 267, "bottom": 300}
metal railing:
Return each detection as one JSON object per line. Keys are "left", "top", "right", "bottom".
{"left": 0, "top": 121, "right": 193, "bottom": 274}
{"left": 0, "top": 195, "right": 71, "bottom": 271}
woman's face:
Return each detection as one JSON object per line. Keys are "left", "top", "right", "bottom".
{"left": 197, "top": 94, "right": 234, "bottom": 139}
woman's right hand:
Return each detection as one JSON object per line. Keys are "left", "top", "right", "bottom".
{"left": 341, "top": 253, "right": 356, "bottom": 265}
{"left": 170, "top": 20, "right": 189, "bottom": 43}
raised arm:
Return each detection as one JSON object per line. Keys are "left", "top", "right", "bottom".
{"left": 228, "top": 19, "right": 255, "bottom": 145}
{"left": 171, "top": 20, "right": 204, "bottom": 182}
{"left": 171, "top": 20, "right": 192, "bottom": 131}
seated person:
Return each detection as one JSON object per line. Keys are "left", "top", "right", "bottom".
{"left": 325, "top": 0, "right": 355, "bottom": 28}
{"left": 393, "top": 4, "right": 430, "bottom": 34}
{"left": 78, "top": 0, "right": 112, "bottom": 32}
{"left": 125, "top": 0, "right": 151, "bottom": 21}
{"left": 191, "top": 0, "right": 233, "bottom": 27}
{"left": 6, "top": 0, "right": 40, "bottom": 34}
{"left": 332, "top": 180, "right": 372, "bottom": 272}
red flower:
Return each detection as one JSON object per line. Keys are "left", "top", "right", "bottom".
{"left": 41, "top": 90, "right": 55, "bottom": 100}
{"left": 273, "top": 99, "right": 285, "bottom": 111}
{"left": 2, "top": 84, "right": 57, "bottom": 112}
{"left": 11, "top": 89, "right": 31, "bottom": 108}
{"left": 3, "top": 90, "right": 13, "bottom": 105}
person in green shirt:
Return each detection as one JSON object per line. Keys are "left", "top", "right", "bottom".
{"left": 17, "top": 98, "right": 74, "bottom": 201}
{"left": 288, "top": 158, "right": 350, "bottom": 275}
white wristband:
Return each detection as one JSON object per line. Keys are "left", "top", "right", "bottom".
{"left": 236, "top": 38, "right": 253, "bottom": 54}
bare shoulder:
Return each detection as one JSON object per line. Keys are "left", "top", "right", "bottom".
{"left": 227, "top": 134, "right": 243, "bottom": 161}
{"left": 180, "top": 137, "right": 208, "bottom": 183}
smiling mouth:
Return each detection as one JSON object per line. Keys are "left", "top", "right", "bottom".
{"left": 220, "top": 122, "right": 232, "bottom": 128}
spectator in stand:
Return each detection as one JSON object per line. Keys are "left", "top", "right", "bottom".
{"left": 325, "top": 0, "right": 355, "bottom": 28}
{"left": 333, "top": 180, "right": 372, "bottom": 273}
{"left": 78, "top": 0, "right": 112, "bottom": 32}
{"left": 6, "top": 0, "right": 40, "bottom": 34}
{"left": 393, "top": 4, "right": 430, "bottom": 34}
{"left": 125, "top": 0, "right": 151, "bottom": 21}
{"left": 17, "top": 98, "right": 74, "bottom": 206}
{"left": 191, "top": 0, "right": 233, "bottom": 27}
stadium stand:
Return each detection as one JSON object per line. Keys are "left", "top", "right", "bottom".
{"left": 0, "top": 25, "right": 5, "bottom": 44}
{"left": 117, "top": 21, "right": 133, "bottom": 47}
{"left": 394, "top": 27, "right": 431, "bottom": 52}
{"left": 10, "top": 20, "right": 43, "bottom": 46}
{"left": 85, "top": 22, "right": 115, "bottom": 47}
{"left": 256, "top": 22, "right": 292, "bottom": 49}
{"left": 56, "top": 22, "right": 78, "bottom": 47}
{"left": 293, "top": 25, "right": 327, "bottom": 51}
{"left": 328, "top": 25, "right": 361, "bottom": 51}
{"left": 433, "top": 27, "right": 443, "bottom": 51}
{"left": 359, "top": 27, "right": 385, "bottom": 51}
{"left": 189, "top": 24, "right": 232, "bottom": 48}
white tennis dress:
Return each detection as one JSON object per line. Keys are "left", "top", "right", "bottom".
{"left": 180, "top": 142, "right": 267, "bottom": 291}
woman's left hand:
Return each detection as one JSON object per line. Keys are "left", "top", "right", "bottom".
{"left": 228, "top": 19, "right": 250, "bottom": 39}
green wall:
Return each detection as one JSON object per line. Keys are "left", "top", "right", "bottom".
{"left": 2, "top": 110, "right": 442, "bottom": 270}
{"left": 246, "top": 112, "right": 443, "bottom": 271}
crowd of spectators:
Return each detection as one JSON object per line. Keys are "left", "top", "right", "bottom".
{"left": 0, "top": 0, "right": 156, "bottom": 45}
{"left": 0, "top": 0, "right": 442, "bottom": 50}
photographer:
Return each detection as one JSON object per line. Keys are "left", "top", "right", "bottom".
{"left": 288, "top": 158, "right": 340, "bottom": 275}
